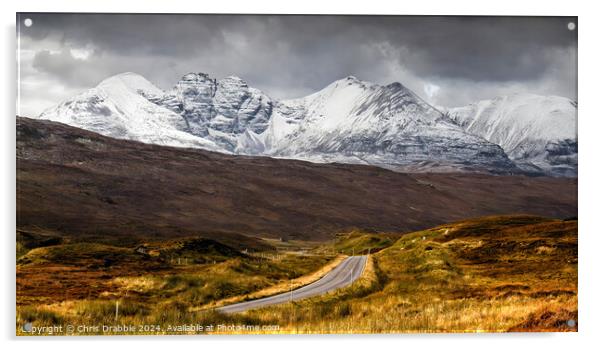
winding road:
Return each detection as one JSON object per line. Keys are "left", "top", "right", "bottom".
{"left": 217, "top": 255, "right": 367, "bottom": 314}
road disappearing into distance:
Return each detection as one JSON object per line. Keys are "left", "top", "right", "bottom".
{"left": 218, "top": 255, "right": 367, "bottom": 314}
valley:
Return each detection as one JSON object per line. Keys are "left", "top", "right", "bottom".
{"left": 17, "top": 215, "right": 577, "bottom": 334}
{"left": 15, "top": 14, "right": 579, "bottom": 337}
{"left": 16, "top": 117, "right": 578, "bottom": 334}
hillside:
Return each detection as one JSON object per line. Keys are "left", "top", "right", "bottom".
{"left": 243, "top": 215, "right": 578, "bottom": 333}
{"left": 17, "top": 215, "right": 577, "bottom": 333}
{"left": 17, "top": 117, "right": 576, "bottom": 241}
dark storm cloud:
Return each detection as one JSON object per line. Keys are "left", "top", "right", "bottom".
{"left": 18, "top": 13, "right": 577, "bottom": 115}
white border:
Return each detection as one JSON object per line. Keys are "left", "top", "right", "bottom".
{"left": 3, "top": 0, "right": 601, "bottom": 348}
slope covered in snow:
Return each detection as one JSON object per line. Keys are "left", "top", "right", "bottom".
{"left": 445, "top": 94, "right": 577, "bottom": 176}
{"left": 153, "top": 73, "right": 275, "bottom": 151}
{"left": 36, "top": 72, "right": 576, "bottom": 176}
{"left": 38, "top": 73, "right": 221, "bottom": 151}
{"left": 263, "top": 76, "right": 515, "bottom": 173}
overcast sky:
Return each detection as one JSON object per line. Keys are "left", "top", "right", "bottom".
{"left": 17, "top": 14, "right": 577, "bottom": 117}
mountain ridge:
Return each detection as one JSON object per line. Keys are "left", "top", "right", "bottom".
{"left": 17, "top": 117, "right": 577, "bottom": 240}
{"left": 443, "top": 93, "right": 577, "bottom": 176}
{"left": 36, "top": 72, "right": 576, "bottom": 176}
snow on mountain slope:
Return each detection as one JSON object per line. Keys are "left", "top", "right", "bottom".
{"left": 445, "top": 94, "right": 577, "bottom": 176}
{"left": 265, "top": 76, "right": 516, "bottom": 173}
{"left": 155, "top": 73, "right": 274, "bottom": 151}
{"left": 36, "top": 71, "right": 576, "bottom": 176}
{"left": 38, "top": 72, "right": 221, "bottom": 151}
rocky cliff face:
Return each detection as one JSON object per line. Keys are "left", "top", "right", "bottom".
{"left": 149, "top": 73, "right": 274, "bottom": 150}
{"left": 38, "top": 72, "right": 221, "bottom": 151}
{"left": 36, "top": 72, "right": 576, "bottom": 176}
{"left": 263, "top": 77, "right": 516, "bottom": 173}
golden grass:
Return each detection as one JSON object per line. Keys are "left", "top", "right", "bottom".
{"left": 16, "top": 216, "right": 578, "bottom": 335}
{"left": 201, "top": 255, "right": 347, "bottom": 310}
{"left": 112, "top": 276, "right": 164, "bottom": 293}
{"left": 315, "top": 230, "right": 399, "bottom": 255}
{"left": 221, "top": 217, "right": 577, "bottom": 334}
{"left": 16, "top": 241, "right": 336, "bottom": 335}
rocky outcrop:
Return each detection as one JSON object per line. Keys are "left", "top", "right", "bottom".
{"left": 36, "top": 72, "right": 577, "bottom": 176}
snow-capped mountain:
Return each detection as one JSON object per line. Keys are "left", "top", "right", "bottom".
{"left": 36, "top": 72, "right": 575, "bottom": 176}
{"left": 260, "top": 76, "right": 515, "bottom": 173}
{"left": 150, "top": 73, "right": 274, "bottom": 151}
{"left": 444, "top": 94, "right": 577, "bottom": 176}
{"left": 38, "top": 73, "right": 222, "bottom": 151}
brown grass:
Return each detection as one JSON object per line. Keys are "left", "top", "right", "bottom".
{"left": 202, "top": 255, "right": 347, "bottom": 310}
{"left": 229, "top": 216, "right": 577, "bottom": 333}
{"left": 16, "top": 237, "right": 338, "bottom": 335}
{"left": 16, "top": 215, "right": 577, "bottom": 335}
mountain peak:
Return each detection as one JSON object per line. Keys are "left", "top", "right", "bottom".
{"left": 446, "top": 93, "right": 577, "bottom": 176}
{"left": 36, "top": 70, "right": 577, "bottom": 177}
{"left": 219, "top": 75, "right": 249, "bottom": 88}
{"left": 341, "top": 75, "right": 370, "bottom": 86}
{"left": 180, "top": 72, "right": 213, "bottom": 82}
{"left": 324, "top": 75, "right": 375, "bottom": 91}
{"left": 98, "top": 71, "right": 147, "bottom": 85}
{"left": 386, "top": 81, "right": 408, "bottom": 91}
{"left": 97, "top": 72, "right": 163, "bottom": 97}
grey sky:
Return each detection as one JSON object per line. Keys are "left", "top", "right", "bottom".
{"left": 17, "top": 14, "right": 577, "bottom": 117}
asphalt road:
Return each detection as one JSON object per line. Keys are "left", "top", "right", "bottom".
{"left": 217, "top": 255, "right": 368, "bottom": 314}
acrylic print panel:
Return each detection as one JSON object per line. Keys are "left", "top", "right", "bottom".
{"left": 16, "top": 13, "right": 578, "bottom": 335}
